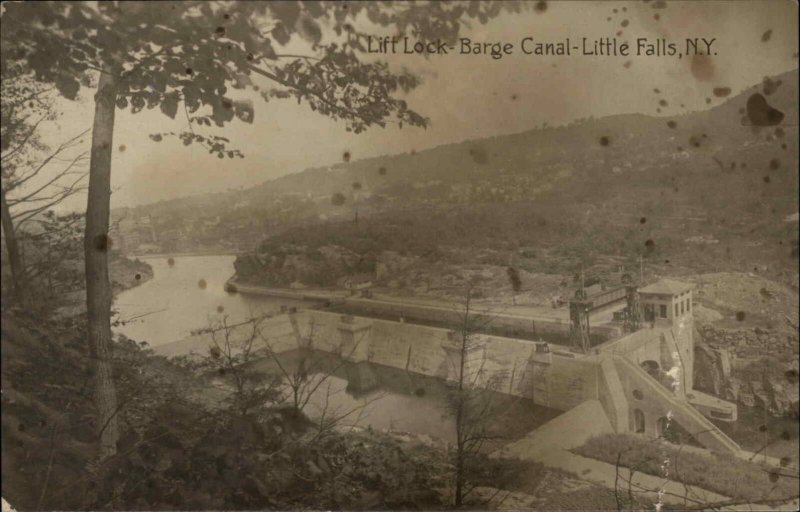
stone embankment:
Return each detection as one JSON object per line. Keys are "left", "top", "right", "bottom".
{"left": 689, "top": 272, "right": 799, "bottom": 418}
{"left": 695, "top": 324, "right": 799, "bottom": 416}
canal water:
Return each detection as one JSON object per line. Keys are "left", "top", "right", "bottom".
{"left": 114, "top": 255, "right": 302, "bottom": 346}
{"left": 115, "top": 255, "right": 561, "bottom": 444}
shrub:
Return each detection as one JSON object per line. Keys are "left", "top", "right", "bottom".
{"left": 574, "top": 433, "right": 799, "bottom": 502}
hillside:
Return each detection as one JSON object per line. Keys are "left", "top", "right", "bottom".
{"left": 114, "top": 69, "right": 799, "bottom": 288}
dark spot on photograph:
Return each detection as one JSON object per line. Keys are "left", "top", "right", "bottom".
{"left": 93, "top": 234, "right": 112, "bottom": 252}
{"left": 712, "top": 87, "right": 731, "bottom": 97}
{"left": 666, "top": 120, "right": 677, "bottom": 129}
{"left": 691, "top": 54, "right": 715, "bottom": 81}
{"left": 769, "top": 158, "right": 780, "bottom": 170}
{"left": 746, "top": 93, "right": 784, "bottom": 126}
{"left": 761, "top": 29, "right": 772, "bottom": 43}
{"left": 343, "top": 151, "right": 351, "bottom": 162}
{"left": 468, "top": 146, "right": 488, "bottom": 164}
{"left": 736, "top": 311, "right": 746, "bottom": 321}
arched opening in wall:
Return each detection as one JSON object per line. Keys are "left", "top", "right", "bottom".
{"left": 641, "top": 360, "right": 660, "bottom": 380}
{"left": 634, "top": 409, "right": 646, "bottom": 433}
{"left": 657, "top": 416, "right": 669, "bottom": 438}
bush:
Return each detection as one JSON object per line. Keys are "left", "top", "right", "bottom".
{"left": 573, "top": 433, "right": 799, "bottom": 502}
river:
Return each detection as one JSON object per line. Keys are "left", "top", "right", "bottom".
{"left": 114, "top": 255, "right": 303, "bottom": 346}
{"left": 114, "top": 255, "right": 561, "bottom": 444}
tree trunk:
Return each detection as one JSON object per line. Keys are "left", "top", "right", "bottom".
{"left": 0, "top": 186, "right": 26, "bottom": 304}
{"left": 84, "top": 70, "right": 119, "bottom": 457}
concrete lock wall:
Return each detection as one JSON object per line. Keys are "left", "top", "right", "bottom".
{"left": 288, "top": 310, "right": 600, "bottom": 411}
{"left": 340, "top": 297, "right": 619, "bottom": 345}
{"left": 613, "top": 355, "right": 740, "bottom": 454}
{"left": 596, "top": 320, "right": 694, "bottom": 397}
{"left": 270, "top": 309, "right": 737, "bottom": 454}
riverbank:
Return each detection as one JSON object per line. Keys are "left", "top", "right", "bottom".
{"left": 51, "top": 254, "right": 154, "bottom": 318}
{"left": 225, "top": 277, "right": 346, "bottom": 302}
{"left": 110, "top": 254, "right": 154, "bottom": 292}
{"left": 129, "top": 250, "right": 244, "bottom": 259}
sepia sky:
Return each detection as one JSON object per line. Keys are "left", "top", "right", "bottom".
{"left": 35, "top": 0, "right": 799, "bottom": 210}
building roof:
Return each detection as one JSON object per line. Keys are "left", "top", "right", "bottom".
{"left": 639, "top": 279, "right": 694, "bottom": 296}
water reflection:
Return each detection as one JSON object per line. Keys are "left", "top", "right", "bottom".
{"left": 254, "top": 349, "right": 562, "bottom": 446}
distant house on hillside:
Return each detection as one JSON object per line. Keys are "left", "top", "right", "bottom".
{"left": 338, "top": 273, "right": 373, "bottom": 291}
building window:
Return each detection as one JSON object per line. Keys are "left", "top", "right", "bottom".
{"left": 680, "top": 301, "right": 684, "bottom": 315}
{"left": 659, "top": 305, "right": 667, "bottom": 318}
{"left": 674, "top": 303, "right": 679, "bottom": 317}
{"left": 687, "top": 299, "right": 691, "bottom": 312}
{"left": 633, "top": 389, "right": 644, "bottom": 400}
